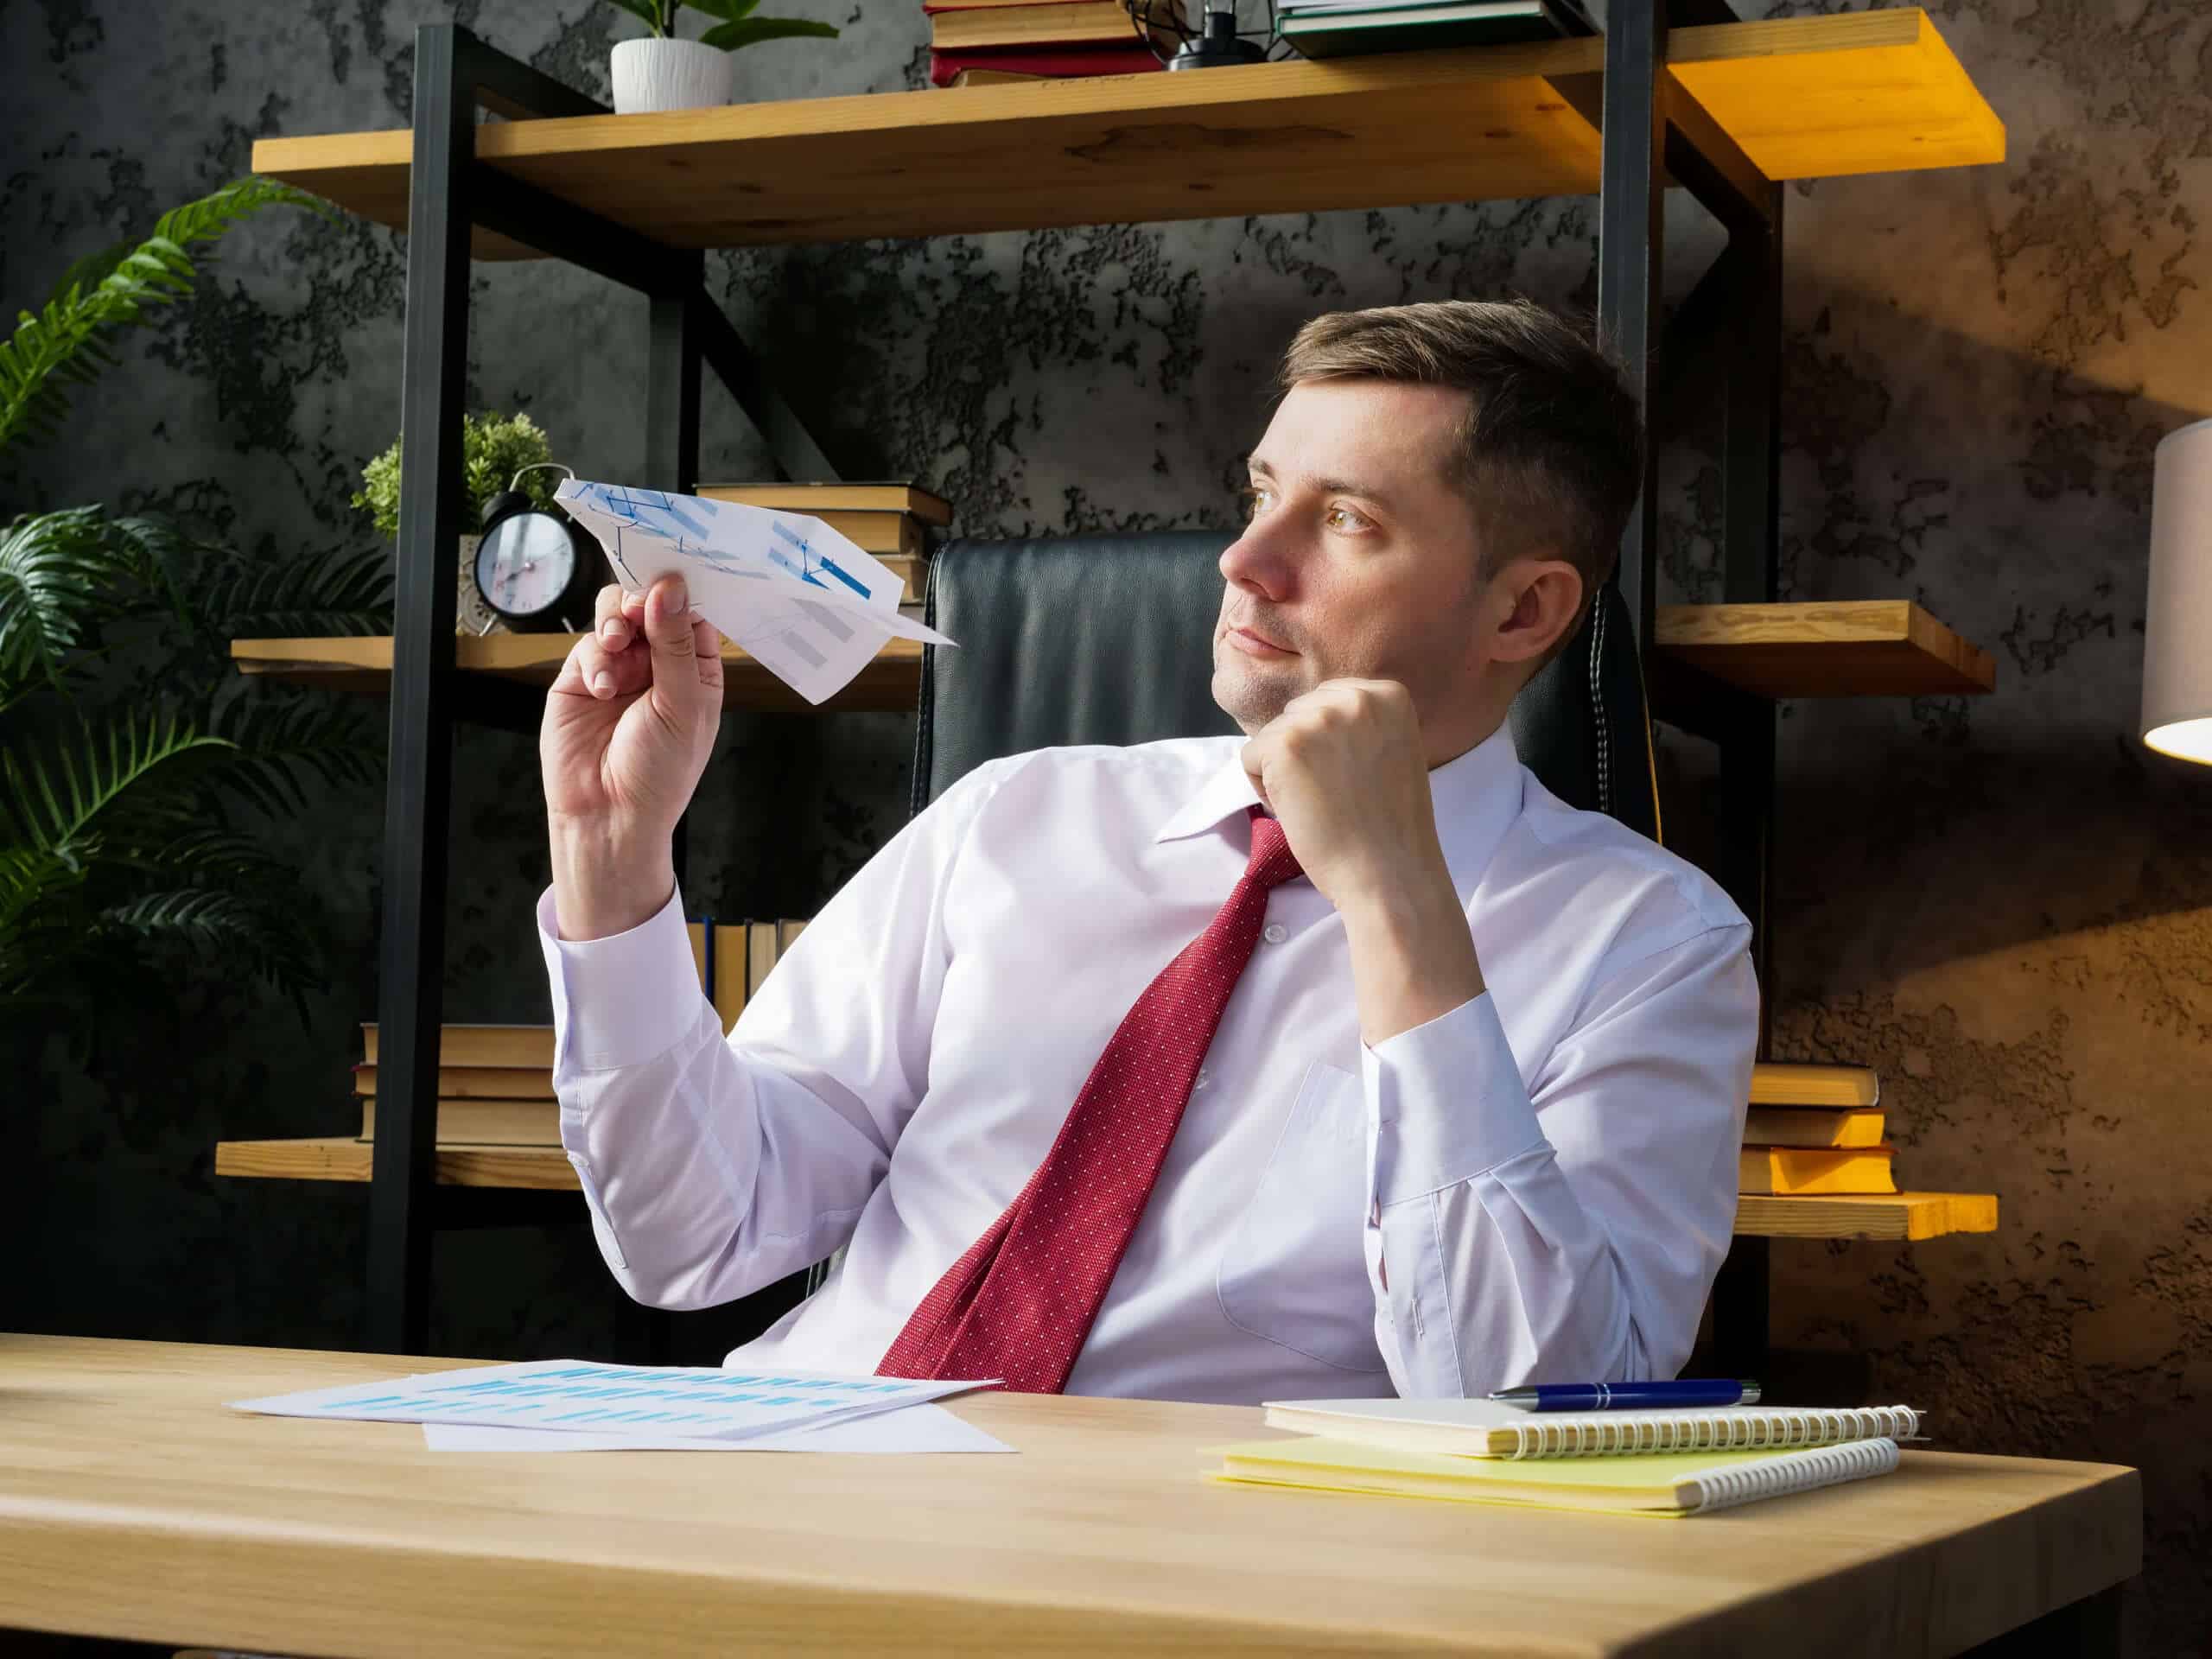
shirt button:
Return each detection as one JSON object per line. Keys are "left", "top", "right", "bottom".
{"left": 1262, "top": 923, "right": 1287, "bottom": 944}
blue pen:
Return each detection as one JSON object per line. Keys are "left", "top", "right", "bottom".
{"left": 1486, "top": 1378, "right": 1761, "bottom": 1411}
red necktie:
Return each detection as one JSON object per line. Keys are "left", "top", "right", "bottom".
{"left": 877, "top": 805, "right": 1304, "bottom": 1394}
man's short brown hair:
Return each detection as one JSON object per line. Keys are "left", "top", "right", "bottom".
{"left": 1275, "top": 298, "right": 1643, "bottom": 664}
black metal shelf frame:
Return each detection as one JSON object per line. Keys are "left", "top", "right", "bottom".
{"left": 365, "top": 9, "right": 1782, "bottom": 1373}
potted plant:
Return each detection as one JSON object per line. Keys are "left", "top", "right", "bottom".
{"left": 604, "top": 0, "right": 842, "bottom": 115}
{"left": 352, "top": 412, "right": 558, "bottom": 635}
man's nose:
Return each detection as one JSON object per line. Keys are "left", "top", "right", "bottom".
{"left": 1220, "top": 521, "right": 1295, "bottom": 599}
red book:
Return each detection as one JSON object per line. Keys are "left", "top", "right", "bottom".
{"left": 928, "top": 43, "right": 1161, "bottom": 86}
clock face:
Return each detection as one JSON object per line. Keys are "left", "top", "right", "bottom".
{"left": 474, "top": 514, "right": 576, "bottom": 620}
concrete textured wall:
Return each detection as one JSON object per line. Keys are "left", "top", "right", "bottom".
{"left": 3, "top": 0, "right": 2206, "bottom": 1647}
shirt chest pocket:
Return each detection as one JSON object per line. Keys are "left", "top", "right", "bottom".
{"left": 1215, "top": 1061, "right": 1388, "bottom": 1374}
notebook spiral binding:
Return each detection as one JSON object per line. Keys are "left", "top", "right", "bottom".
{"left": 1501, "top": 1404, "right": 1923, "bottom": 1460}
{"left": 1681, "top": 1436, "right": 1904, "bottom": 1515}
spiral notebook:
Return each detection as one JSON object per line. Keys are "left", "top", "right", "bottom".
{"left": 1261, "top": 1397, "right": 1923, "bottom": 1460}
{"left": 1209, "top": 1434, "right": 1903, "bottom": 1516}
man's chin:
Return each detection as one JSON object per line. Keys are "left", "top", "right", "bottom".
{"left": 1212, "top": 662, "right": 1300, "bottom": 734}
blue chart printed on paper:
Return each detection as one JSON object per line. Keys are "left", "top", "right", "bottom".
{"left": 231, "top": 1360, "right": 984, "bottom": 1442}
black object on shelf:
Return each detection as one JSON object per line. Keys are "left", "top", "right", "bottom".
{"left": 1168, "top": 0, "right": 1266, "bottom": 66}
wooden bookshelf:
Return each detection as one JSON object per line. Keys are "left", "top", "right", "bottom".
{"left": 251, "top": 10, "right": 2001, "bottom": 257}
{"left": 232, "top": 598, "right": 1993, "bottom": 714}
{"left": 214, "top": 1138, "right": 1997, "bottom": 1240}
{"left": 226, "top": 12, "right": 2008, "bottom": 1360}
{"left": 1653, "top": 600, "right": 1997, "bottom": 698}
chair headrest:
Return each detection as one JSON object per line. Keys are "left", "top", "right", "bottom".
{"left": 913, "top": 532, "right": 1656, "bottom": 842}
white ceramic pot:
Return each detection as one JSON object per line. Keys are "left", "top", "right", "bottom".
{"left": 611, "top": 37, "right": 734, "bottom": 114}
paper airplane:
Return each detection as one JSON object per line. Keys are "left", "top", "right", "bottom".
{"left": 556, "top": 480, "right": 957, "bottom": 707}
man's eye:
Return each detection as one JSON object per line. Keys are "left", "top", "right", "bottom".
{"left": 1325, "top": 505, "right": 1370, "bottom": 532}
{"left": 1239, "top": 486, "right": 1272, "bottom": 521}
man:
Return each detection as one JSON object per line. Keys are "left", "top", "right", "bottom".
{"left": 537, "top": 298, "right": 1758, "bottom": 1405}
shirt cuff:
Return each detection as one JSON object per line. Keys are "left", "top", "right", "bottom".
{"left": 1363, "top": 992, "right": 1548, "bottom": 1205}
{"left": 535, "top": 882, "right": 705, "bottom": 1073}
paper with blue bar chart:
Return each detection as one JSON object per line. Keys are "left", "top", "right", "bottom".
{"left": 230, "top": 1360, "right": 990, "bottom": 1442}
{"left": 556, "top": 480, "right": 957, "bottom": 706}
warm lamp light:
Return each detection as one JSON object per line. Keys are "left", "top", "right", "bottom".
{"left": 2144, "top": 417, "right": 2212, "bottom": 764}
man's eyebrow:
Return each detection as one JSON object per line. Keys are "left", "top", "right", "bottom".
{"left": 1244, "top": 456, "right": 1397, "bottom": 510}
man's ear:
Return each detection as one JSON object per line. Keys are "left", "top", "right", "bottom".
{"left": 1485, "top": 558, "right": 1586, "bottom": 669}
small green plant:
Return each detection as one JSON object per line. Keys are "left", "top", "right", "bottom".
{"left": 350, "top": 411, "right": 557, "bottom": 541}
{"left": 603, "top": 0, "right": 840, "bottom": 50}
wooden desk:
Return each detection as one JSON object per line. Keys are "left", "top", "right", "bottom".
{"left": 0, "top": 1336, "right": 2138, "bottom": 1658}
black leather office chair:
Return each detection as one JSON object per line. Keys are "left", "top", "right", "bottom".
{"left": 912, "top": 531, "right": 1660, "bottom": 840}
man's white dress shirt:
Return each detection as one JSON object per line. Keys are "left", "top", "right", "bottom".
{"left": 536, "top": 723, "right": 1759, "bottom": 1404}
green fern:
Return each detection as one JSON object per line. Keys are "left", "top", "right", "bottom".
{"left": 0, "top": 178, "right": 378, "bottom": 1027}
{"left": 207, "top": 694, "right": 385, "bottom": 821}
{"left": 97, "top": 887, "right": 318, "bottom": 991}
{"left": 0, "top": 510, "right": 194, "bottom": 711}
{"left": 197, "top": 541, "right": 392, "bottom": 639}
{"left": 0, "top": 712, "right": 236, "bottom": 866}
{"left": 0, "top": 177, "right": 328, "bottom": 456}
{"left": 0, "top": 842, "right": 85, "bottom": 938}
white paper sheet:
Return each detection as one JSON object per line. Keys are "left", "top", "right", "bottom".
{"left": 230, "top": 1359, "right": 995, "bottom": 1442}
{"left": 555, "top": 480, "right": 957, "bottom": 706}
{"left": 422, "top": 1403, "right": 1013, "bottom": 1454}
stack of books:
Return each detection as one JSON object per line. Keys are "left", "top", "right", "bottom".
{"left": 355, "top": 918, "right": 808, "bottom": 1146}
{"left": 1208, "top": 1395, "right": 1923, "bottom": 1516}
{"left": 697, "top": 480, "right": 950, "bottom": 608}
{"left": 1278, "top": 0, "right": 1595, "bottom": 61}
{"left": 1743, "top": 1061, "right": 1896, "bottom": 1197}
{"left": 923, "top": 0, "right": 1165, "bottom": 88}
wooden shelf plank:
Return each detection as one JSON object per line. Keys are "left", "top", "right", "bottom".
{"left": 250, "top": 10, "right": 1999, "bottom": 257}
{"left": 237, "top": 596, "right": 1992, "bottom": 715}
{"left": 229, "top": 632, "right": 924, "bottom": 715}
{"left": 1732, "top": 1191, "right": 1999, "bottom": 1242}
{"left": 1652, "top": 600, "right": 1996, "bottom": 698}
{"left": 1667, "top": 8, "right": 2002, "bottom": 181}
{"left": 215, "top": 1137, "right": 581, "bottom": 1191}
{"left": 217, "top": 1139, "right": 1999, "bottom": 1240}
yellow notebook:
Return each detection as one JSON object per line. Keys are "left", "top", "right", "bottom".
{"left": 1208, "top": 1435, "right": 1902, "bottom": 1516}
{"left": 1262, "top": 1398, "right": 1922, "bottom": 1460}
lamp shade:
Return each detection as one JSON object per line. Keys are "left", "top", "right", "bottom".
{"left": 2144, "top": 416, "right": 2212, "bottom": 764}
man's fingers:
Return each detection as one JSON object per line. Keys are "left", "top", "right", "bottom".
{"left": 550, "top": 630, "right": 652, "bottom": 701}
{"left": 1240, "top": 732, "right": 1274, "bottom": 810}
{"left": 593, "top": 582, "right": 637, "bottom": 648}
{"left": 643, "top": 576, "right": 696, "bottom": 659}
{"left": 690, "top": 614, "right": 725, "bottom": 690}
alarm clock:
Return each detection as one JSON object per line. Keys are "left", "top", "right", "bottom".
{"left": 472, "top": 463, "right": 601, "bottom": 633}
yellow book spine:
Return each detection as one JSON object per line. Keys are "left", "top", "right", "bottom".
{"left": 1741, "top": 1107, "right": 1885, "bottom": 1148}
{"left": 1738, "top": 1144, "right": 1897, "bottom": 1196}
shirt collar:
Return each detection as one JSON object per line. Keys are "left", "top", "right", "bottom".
{"left": 1154, "top": 722, "right": 1526, "bottom": 889}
